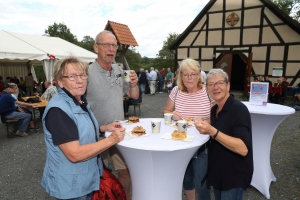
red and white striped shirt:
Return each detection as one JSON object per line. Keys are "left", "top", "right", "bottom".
{"left": 169, "top": 86, "right": 212, "bottom": 119}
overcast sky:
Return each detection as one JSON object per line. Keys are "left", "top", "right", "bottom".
{"left": 0, "top": 0, "right": 209, "bottom": 58}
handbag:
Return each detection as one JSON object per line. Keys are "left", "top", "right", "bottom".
{"left": 26, "top": 97, "right": 41, "bottom": 103}
{"left": 92, "top": 168, "right": 127, "bottom": 200}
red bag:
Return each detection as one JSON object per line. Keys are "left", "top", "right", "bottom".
{"left": 92, "top": 169, "right": 127, "bottom": 200}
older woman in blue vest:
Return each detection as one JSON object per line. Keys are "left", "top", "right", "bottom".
{"left": 41, "top": 56, "right": 126, "bottom": 200}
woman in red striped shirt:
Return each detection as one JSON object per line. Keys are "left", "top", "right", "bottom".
{"left": 163, "top": 58, "right": 213, "bottom": 200}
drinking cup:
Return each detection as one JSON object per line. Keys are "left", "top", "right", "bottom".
{"left": 151, "top": 119, "right": 161, "bottom": 133}
{"left": 177, "top": 120, "right": 188, "bottom": 132}
{"left": 123, "top": 70, "right": 131, "bottom": 82}
{"left": 164, "top": 113, "right": 173, "bottom": 124}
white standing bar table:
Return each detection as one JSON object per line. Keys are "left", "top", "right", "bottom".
{"left": 242, "top": 102, "right": 295, "bottom": 199}
{"left": 106, "top": 118, "right": 209, "bottom": 200}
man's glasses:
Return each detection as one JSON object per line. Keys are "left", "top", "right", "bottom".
{"left": 207, "top": 80, "right": 228, "bottom": 88}
{"left": 62, "top": 74, "right": 88, "bottom": 81}
{"left": 96, "top": 43, "right": 118, "bottom": 49}
{"left": 182, "top": 73, "right": 198, "bottom": 79}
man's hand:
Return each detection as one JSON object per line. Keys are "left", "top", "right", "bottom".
{"left": 129, "top": 70, "right": 138, "bottom": 86}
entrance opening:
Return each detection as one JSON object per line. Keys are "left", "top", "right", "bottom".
{"left": 230, "top": 54, "right": 246, "bottom": 91}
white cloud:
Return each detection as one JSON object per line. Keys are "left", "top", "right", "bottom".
{"left": 0, "top": 0, "right": 209, "bottom": 57}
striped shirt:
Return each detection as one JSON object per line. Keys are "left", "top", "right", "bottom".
{"left": 169, "top": 86, "right": 212, "bottom": 119}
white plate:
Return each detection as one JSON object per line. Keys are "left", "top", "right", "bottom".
{"left": 161, "top": 133, "right": 194, "bottom": 142}
{"left": 124, "top": 119, "right": 144, "bottom": 125}
{"left": 126, "top": 129, "right": 150, "bottom": 138}
{"left": 170, "top": 122, "right": 194, "bottom": 128}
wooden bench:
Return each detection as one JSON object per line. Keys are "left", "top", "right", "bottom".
{"left": 133, "top": 102, "right": 142, "bottom": 116}
{"left": 4, "top": 119, "right": 19, "bottom": 138}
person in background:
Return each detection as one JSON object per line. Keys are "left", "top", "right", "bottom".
{"left": 86, "top": 30, "right": 139, "bottom": 200}
{"left": 195, "top": 68, "right": 253, "bottom": 200}
{"left": 253, "top": 77, "right": 259, "bottom": 82}
{"left": 264, "top": 75, "right": 272, "bottom": 86}
{"left": 167, "top": 80, "right": 173, "bottom": 94}
{"left": 123, "top": 90, "right": 142, "bottom": 117}
{"left": 0, "top": 83, "right": 39, "bottom": 137}
{"left": 18, "top": 77, "right": 26, "bottom": 94}
{"left": 41, "top": 56, "right": 126, "bottom": 199}
{"left": 148, "top": 67, "right": 157, "bottom": 95}
{"left": 166, "top": 68, "right": 173, "bottom": 84}
{"left": 274, "top": 77, "right": 287, "bottom": 104}
{"left": 25, "top": 73, "right": 34, "bottom": 96}
{"left": 145, "top": 69, "right": 150, "bottom": 94}
{"left": 138, "top": 68, "right": 147, "bottom": 95}
{"left": 163, "top": 58, "right": 213, "bottom": 200}
{"left": 41, "top": 81, "right": 57, "bottom": 102}
{"left": 0, "top": 76, "right": 4, "bottom": 84}
{"left": 160, "top": 68, "right": 166, "bottom": 89}
{"left": 258, "top": 75, "right": 264, "bottom": 82}
{"left": 155, "top": 69, "right": 164, "bottom": 93}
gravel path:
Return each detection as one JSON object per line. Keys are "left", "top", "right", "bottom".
{"left": 0, "top": 92, "right": 299, "bottom": 199}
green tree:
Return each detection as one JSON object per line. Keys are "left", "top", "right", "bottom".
{"left": 115, "top": 47, "right": 142, "bottom": 72}
{"left": 272, "top": 0, "right": 300, "bottom": 21}
{"left": 79, "top": 36, "right": 95, "bottom": 52}
{"left": 44, "top": 22, "right": 79, "bottom": 44}
{"left": 155, "top": 32, "right": 179, "bottom": 72}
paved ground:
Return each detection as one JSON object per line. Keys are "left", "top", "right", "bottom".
{"left": 0, "top": 91, "right": 299, "bottom": 199}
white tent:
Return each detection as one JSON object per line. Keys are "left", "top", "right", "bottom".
{"left": 0, "top": 30, "right": 97, "bottom": 81}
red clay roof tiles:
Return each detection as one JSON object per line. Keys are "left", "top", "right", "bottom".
{"left": 105, "top": 21, "right": 138, "bottom": 46}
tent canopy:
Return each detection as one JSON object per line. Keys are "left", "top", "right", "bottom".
{"left": 0, "top": 30, "right": 97, "bottom": 63}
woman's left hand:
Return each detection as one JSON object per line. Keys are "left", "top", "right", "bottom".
{"left": 194, "top": 119, "right": 215, "bottom": 136}
{"left": 104, "top": 122, "right": 123, "bottom": 132}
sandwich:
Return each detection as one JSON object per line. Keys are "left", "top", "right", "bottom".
{"left": 171, "top": 130, "right": 187, "bottom": 140}
{"left": 128, "top": 116, "right": 139, "bottom": 123}
{"left": 131, "top": 126, "right": 146, "bottom": 136}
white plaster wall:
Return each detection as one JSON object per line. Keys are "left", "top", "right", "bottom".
{"left": 209, "top": 0, "right": 223, "bottom": 12}
{"left": 264, "top": 8, "right": 283, "bottom": 24}
{"left": 252, "top": 46, "right": 267, "bottom": 61}
{"left": 180, "top": 32, "right": 198, "bottom": 46}
{"left": 178, "top": 48, "right": 188, "bottom": 59}
{"left": 202, "top": 48, "right": 214, "bottom": 60}
{"left": 189, "top": 48, "right": 199, "bottom": 59}
{"left": 275, "top": 25, "right": 300, "bottom": 43}
{"left": 288, "top": 45, "right": 300, "bottom": 60}
{"left": 193, "top": 31, "right": 206, "bottom": 46}
{"left": 270, "top": 46, "right": 284, "bottom": 60}
{"left": 224, "top": 29, "right": 240, "bottom": 45}
{"left": 193, "top": 17, "right": 206, "bottom": 31}
{"left": 200, "top": 61, "right": 213, "bottom": 71}
{"left": 209, "top": 13, "right": 224, "bottom": 29}
{"left": 243, "top": 28, "right": 259, "bottom": 44}
{"left": 286, "top": 63, "right": 300, "bottom": 77}
{"left": 208, "top": 31, "right": 222, "bottom": 45}
{"left": 226, "top": 0, "right": 242, "bottom": 10}
{"left": 244, "top": 8, "right": 261, "bottom": 26}
{"left": 262, "top": 27, "right": 280, "bottom": 44}
{"left": 268, "top": 62, "right": 284, "bottom": 74}
{"left": 253, "top": 62, "right": 266, "bottom": 74}
{"left": 244, "top": 0, "right": 263, "bottom": 7}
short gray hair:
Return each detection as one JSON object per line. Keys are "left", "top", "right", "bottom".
{"left": 95, "top": 30, "right": 117, "bottom": 44}
{"left": 206, "top": 68, "right": 229, "bottom": 82}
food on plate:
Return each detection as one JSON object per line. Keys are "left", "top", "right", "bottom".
{"left": 171, "top": 130, "right": 187, "bottom": 140}
{"left": 185, "top": 117, "right": 193, "bottom": 122}
{"left": 128, "top": 116, "right": 139, "bottom": 123}
{"left": 131, "top": 126, "right": 146, "bottom": 136}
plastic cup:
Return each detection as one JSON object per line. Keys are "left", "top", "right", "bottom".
{"left": 177, "top": 120, "right": 188, "bottom": 132}
{"left": 151, "top": 119, "right": 161, "bottom": 133}
{"left": 164, "top": 113, "right": 173, "bottom": 124}
{"left": 123, "top": 70, "right": 131, "bottom": 82}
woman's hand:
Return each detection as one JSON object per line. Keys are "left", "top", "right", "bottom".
{"left": 108, "top": 127, "right": 126, "bottom": 144}
{"left": 101, "top": 122, "right": 123, "bottom": 132}
{"left": 194, "top": 119, "right": 215, "bottom": 136}
{"left": 172, "top": 111, "right": 183, "bottom": 121}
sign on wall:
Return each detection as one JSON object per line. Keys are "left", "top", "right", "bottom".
{"left": 272, "top": 67, "right": 283, "bottom": 77}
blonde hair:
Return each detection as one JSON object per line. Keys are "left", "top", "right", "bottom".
{"left": 177, "top": 58, "right": 202, "bottom": 92}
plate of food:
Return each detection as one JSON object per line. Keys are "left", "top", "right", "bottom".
{"left": 171, "top": 121, "right": 194, "bottom": 128}
{"left": 125, "top": 116, "right": 144, "bottom": 124}
{"left": 126, "top": 126, "right": 150, "bottom": 138}
{"left": 161, "top": 130, "right": 194, "bottom": 142}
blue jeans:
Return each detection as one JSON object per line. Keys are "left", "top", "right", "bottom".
{"left": 183, "top": 146, "right": 210, "bottom": 200}
{"left": 56, "top": 192, "right": 93, "bottom": 200}
{"left": 213, "top": 187, "right": 244, "bottom": 200}
{"left": 139, "top": 84, "right": 145, "bottom": 93}
{"left": 5, "top": 111, "right": 31, "bottom": 132}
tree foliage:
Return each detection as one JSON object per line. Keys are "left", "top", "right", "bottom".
{"left": 154, "top": 32, "right": 179, "bottom": 72}
{"left": 115, "top": 47, "right": 142, "bottom": 72}
{"left": 272, "top": 0, "right": 300, "bottom": 21}
{"left": 44, "top": 22, "right": 79, "bottom": 44}
{"left": 79, "top": 36, "right": 95, "bottom": 52}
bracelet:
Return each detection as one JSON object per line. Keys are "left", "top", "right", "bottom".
{"left": 130, "top": 83, "right": 138, "bottom": 89}
{"left": 212, "top": 129, "right": 219, "bottom": 139}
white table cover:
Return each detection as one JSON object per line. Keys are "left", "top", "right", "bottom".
{"left": 106, "top": 118, "right": 209, "bottom": 200}
{"left": 242, "top": 102, "right": 295, "bottom": 199}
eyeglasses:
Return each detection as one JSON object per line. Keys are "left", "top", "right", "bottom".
{"left": 182, "top": 73, "right": 198, "bottom": 79}
{"left": 62, "top": 74, "right": 88, "bottom": 81}
{"left": 207, "top": 80, "right": 228, "bottom": 88}
{"left": 96, "top": 43, "right": 118, "bottom": 49}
